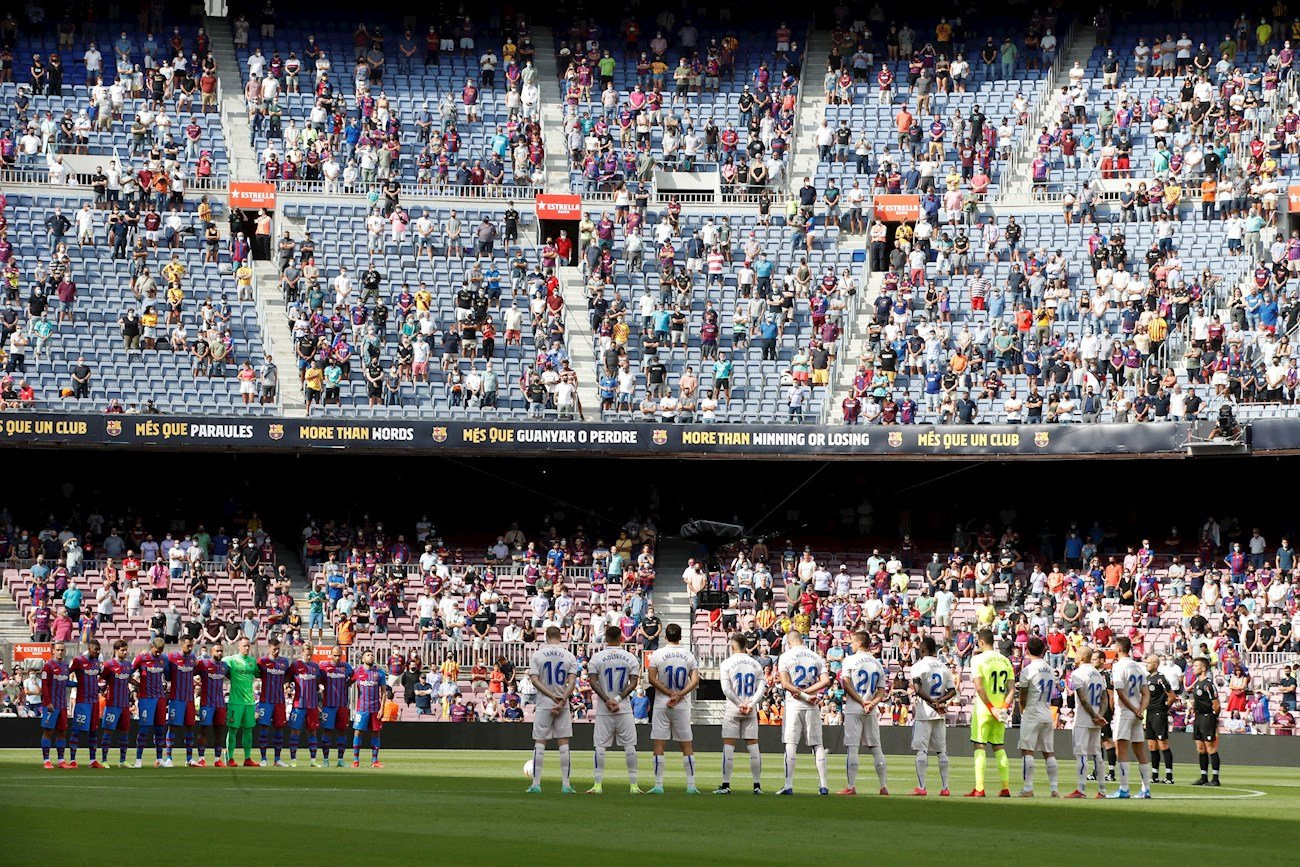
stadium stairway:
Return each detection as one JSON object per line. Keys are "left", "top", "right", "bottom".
{"left": 647, "top": 536, "right": 725, "bottom": 722}
{"left": 259, "top": 211, "right": 308, "bottom": 416}
{"left": 829, "top": 268, "right": 886, "bottom": 412}
{"left": 276, "top": 541, "right": 332, "bottom": 640}
{"left": 557, "top": 265, "right": 600, "bottom": 418}
{"left": 790, "top": 28, "right": 831, "bottom": 191}
{"left": 206, "top": 13, "right": 259, "bottom": 180}
{"left": 1001, "top": 22, "right": 1098, "bottom": 202}
{"left": 0, "top": 594, "right": 31, "bottom": 646}
{"left": 532, "top": 27, "right": 571, "bottom": 191}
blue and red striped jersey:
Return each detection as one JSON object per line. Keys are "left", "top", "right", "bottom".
{"left": 40, "top": 660, "right": 70, "bottom": 710}
{"left": 289, "top": 660, "right": 321, "bottom": 709}
{"left": 167, "top": 651, "right": 198, "bottom": 703}
{"left": 318, "top": 659, "right": 354, "bottom": 708}
{"left": 69, "top": 654, "right": 102, "bottom": 706}
{"left": 196, "top": 658, "right": 228, "bottom": 709}
{"left": 258, "top": 655, "right": 290, "bottom": 706}
{"left": 100, "top": 659, "right": 133, "bottom": 708}
{"left": 352, "top": 665, "right": 384, "bottom": 713}
{"left": 132, "top": 652, "right": 168, "bottom": 700}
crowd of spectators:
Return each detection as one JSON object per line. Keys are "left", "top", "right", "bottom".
{"left": 1, "top": 9, "right": 226, "bottom": 187}
{"left": 5, "top": 507, "right": 286, "bottom": 647}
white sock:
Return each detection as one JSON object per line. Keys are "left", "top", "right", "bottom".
{"left": 532, "top": 744, "right": 544, "bottom": 786}
{"left": 683, "top": 754, "right": 695, "bottom": 787}
{"left": 1077, "top": 755, "right": 1087, "bottom": 792}
{"left": 915, "top": 750, "right": 929, "bottom": 788}
{"left": 872, "top": 746, "right": 888, "bottom": 789}
{"left": 654, "top": 753, "right": 664, "bottom": 786}
{"left": 625, "top": 747, "right": 638, "bottom": 786}
{"left": 1138, "top": 762, "right": 1151, "bottom": 790}
{"left": 1094, "top": 755, "right": 1106, "bottom": 793}
{"left": 593, "top": 746, "right": 606, "bottom": 785}
{"left": 814, "top": 746, "right": 828, "bottom": 789}
{"left": 1046, "top": 756, "right": 1059, "bottom": 794}
{"left": 748, "top": 744, "right": 762, "bottom": 785}
{"left": 1023, "top": 755, "right": 1035, "bottom": 790}
{"left": 784, "top": 744, "right": 797, "bottom": 789}
{"left": 1118, "top": 761, "right": 1129, "bottom": 790}
{"left": 722, "top": 744, "right": 735, "bottom": 784}
{"left": 938, "top": 752, "right": 950, "bottom": 790}
{"left": 559, "top": 744, "right": 571, "bottom": 787}
{"left": 846, "top": 746, "right": 860, "bottom": 789}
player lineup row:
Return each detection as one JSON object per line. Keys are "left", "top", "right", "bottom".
{"left": 524, "top": 626, "right": 1227, "bottom": 797}
{"left": 29, "top": 626, "right": 1228, "bottom": 793}
{"left": 34, "top": 637, "right": 390, "bottom": 768}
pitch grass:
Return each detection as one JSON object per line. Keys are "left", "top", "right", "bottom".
{"left": 1, "top": 749, "right": 1298, "bottom": 864}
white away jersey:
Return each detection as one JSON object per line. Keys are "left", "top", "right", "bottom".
{"left": 1017, "top": 659, "right": 1055, "bottom": 725}
{"left": 910, "top": 656, "right": 954, "bottom": 721}
{"left": 777, "top": 647, "right": 826, "bottom": 709}
{"left": 719, "top": 653, "right": 766, "bottom": 711}
{"left": 587, "top": 647, "right": 641, "bottom": 716}
{"left": 528, "top": 645, "right": 578, "bottom": 712}
{"left": 1071, "top": 664, "right": 1107, "bottom": 729}
{"left": 840, "top": 652, "right": 886, "bottom": 716}
{"left": 1111, "top": 657, "right": 1146, "bottom": 718}
{"left": 649, "top": 645, "right": 698, "bottom": 709}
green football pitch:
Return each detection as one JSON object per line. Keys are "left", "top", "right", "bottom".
{"left": 1, "top": 749, "right": 1298, "bottom": 864}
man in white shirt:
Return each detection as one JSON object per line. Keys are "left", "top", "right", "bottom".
{"left": 586, "top": 626, "right": 642, "bottom": 794}
{"left": 647, "top": 624, "right": 700, "bottom": 793}
{"left": 1108, "top": 636, "right": 1152, "bottom": 798}
{"left": 1067, "top": 646, "right": 1109, "bottom": 798}
{"left": 776, "top": 630, "right": 831, "bottom": 795}
{"left": 839, "top": 631, "right": 888, "bottom": 795}
{"left": 1017, "top": 637, "right": 1059, "bottom": 797}
{"left": 526, "top": 626, "right": 578, "bottom": 792}
{"left": 910, "top": 635, "right": 956, "bottom": 795}
{"left": 716, "top": 634, "right": 766, "bottom": 794}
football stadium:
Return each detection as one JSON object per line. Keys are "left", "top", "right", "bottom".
{"left": 2, "top": 0, "right": 1300, "bottom": 862}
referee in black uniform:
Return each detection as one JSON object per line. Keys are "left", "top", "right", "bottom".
{"left": 1144, "top": 655, "right": 1175, "bottom": 784}
{"left": 1190, "top": 657, "right": 1221, "bottom": 786}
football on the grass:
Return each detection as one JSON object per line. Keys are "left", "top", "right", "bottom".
{"left": 523, "top": 760, "right": 534, "bottom": 778}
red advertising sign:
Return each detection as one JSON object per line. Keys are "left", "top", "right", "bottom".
{"left": 1288, "top": 185, "right": 1300, "bottom": 213}
{"left": 312, "top": 646, "right": 339, "bottom": 663}
{"left": 535, "top": 194, "right": 583, "bottom": 219}
{"left": 872, "top": 194, "right": 920, "bottom": 221}
{"left": 13, "top": 642, "right": 53, "bottom": 662}
{"left": 229, "top": 181, "right": 278, "bottom": 211}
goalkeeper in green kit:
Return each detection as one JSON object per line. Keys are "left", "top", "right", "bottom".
{"left": 225, "top": 637, "right": 260, "bottom": 766}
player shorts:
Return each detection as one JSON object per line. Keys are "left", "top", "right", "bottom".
{"left": 782, "top": 705, "right": 823, "bottom": 747}
{"left": 594, "top": 712, "right": 637, "bottom": 748}
{"left": 843, "top": 712, "right": 880, "bottom": 748}
{"left": 1019, "top": 719, "right": 1054, "bottom": 754}
{"left": 969, "top": 712, "right": 1006, "bottom": 746}
{"left": 40, "top": 707, "right": 69, "bottom": 731}
{"left": 256, "top": 702, "right": 288, "bottom": 728}
{"left": 911, "top": 719, "right": 946, "bottom": 754}
{"left": 199, "top": 706, "right": 228, "bottom": 727}
{"left": 1144, "top": 712, "right": 1170, "bottom": 741}
{"left": 1072, "top": 725, "right": 1101, "bottom": 757}
{"left": 353, "top": 711, "right": 383, "bottom": 733}
{"left": 532, "top": 703, "right": 574, "bottom": 741}
{"left": 651, "top": 704, "right": 692, "bottom": 742}
{"left": 167, "top": 700, "right": 197, "bottom": 727}
{"left": 73, "top": 701, "right": 100, "bottom": 733}
{"left": 1193, "top": 714, "right": 1219, "bottom": 742}
{"left": 1100, "top": 720, "right": 1114, "bottom": 741}
{"left": 103, "top": 706, "right": 132, "bottom": 733}
{"left": 1111, "top": 715, "right": 1143, "bottom": 743}
{"left": 137, "top": 698, "right": 167, "bottom": 727}
{"left": 290, "top": 707, "right": 321, "bottom": 732}
{"left": 322, "top": 706, "right": 351, "bottom": 731}
{"left": 228, "top": 704, "right": 256, "bottom": 729}
{"left": 721, "top": 710, "right": 759, "bottom": 741}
